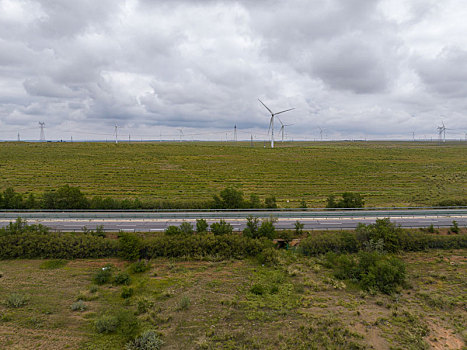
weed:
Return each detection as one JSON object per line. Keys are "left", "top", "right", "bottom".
{"left": 115, "top": 272, "right": 131, "bottom": 285}
{"left": 39, "top": 259, "right": 68, "bottom": 269}
{"left": 5, "top": 293, "right": 28, "bottom": 308}
{"left": 71, "top": 300, "right": 87, "bottom": 312}
{"left": 177, "top": 296, "right": 191, "bottom": 311}
{"left": 129, "top": 261, "right": 151, "bottom": 273}
{"left": 121, "top": 287, "right": 134, "bottom": 299}
{"left": 125, "top": 330, "right": 164, "bottom": 350}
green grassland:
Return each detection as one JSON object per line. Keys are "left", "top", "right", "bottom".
{"left": 0, "top": 141, "right": 466, "bottom": 207}
{"left": 0, "top": 250, "right": 465, "bottom": 349}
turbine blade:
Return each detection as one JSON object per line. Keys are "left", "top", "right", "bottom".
{"left": 275, "top": 107, "right": 295, "bottom": 115}
{"left": 276, "top": 116, "right": 284, "bottom": 126}
{"left": 258, "top": 99, "right": 273, "bottom": 115}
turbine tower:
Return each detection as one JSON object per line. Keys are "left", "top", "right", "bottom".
{"left": 318, "top": 127, "right": 325, "bottom": 141}
{"left": 178, "top": 129, "right": 183, "bottom": 142}
{"left": 258, "top": 99, "right": 295, "bottom": 148}
{"left": 114, "top": 123, "right": 119, "bottom": 144}
{"left": 17, "top": 132, "right": 20, "bottom": 142}
{"left": 277, "top": 118, "right": 294, "bottom": 143}
{"left": 39, "top": 122, "right": 45, "bottom": 141}
{"left": 234, "top": 125, "right": 237, "bottom": 142}
{"left": 437, "top": 122, "right": 446, "bottom": 143}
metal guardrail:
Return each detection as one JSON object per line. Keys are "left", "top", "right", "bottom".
{"left": 0, "top": 208, "right": 466, "bottom": 220}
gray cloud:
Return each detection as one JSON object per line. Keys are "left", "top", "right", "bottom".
{"left": 0, "top": 0, "right": 466, "bottom": 140}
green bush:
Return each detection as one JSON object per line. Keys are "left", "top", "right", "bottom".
{"left": 196, "top": 219, "right": 209, "bottom": 233}
{"left": 250, "top": 284, "right": 266, "bottom": 295}
{"left": 257, "top": 217, "right": 277, "bottom": 239}
{"left": 242, "top": 216, "right": 260, "bottom": 238}
{"left": 5, "top": 293, "right": 29, "bottom": 308}
{"left": 326, "top": 251, "right": 406, "bottom": 294}
{"left": 264, "top": 195, "right": 277, "bottom": 208}
{"left": 129, "top": 261, "right": 151, "bottom": 273}
{"left": 450, "top": 221, "right": 460, "bottom": 234}
{"left": 179, "top": 222, "right": 194, "bottom": 235}
{"left": 299, "top": 231, "right": 358, "bottom": 256}
{"left": 294, "top": 220, "right": 304, "bottom": 235}
{"left": 125, "top": 330, "right": 163, "bottom": 350}
{"left": 93, "top": 267, "right": 113, "bottom": 285}
{"left": 114, "top": 272, "right": 131, "bottom": 285}
{"left": 356, "top": 218, "right": 402, "bottom": 253}
{"left": 95, "top": 315, "right": 120, "bottom": 334}
{"left": 326, "top": 192, "right": 364, "bottom": 208}
{"left": 257, "top": 247, "right": 279, "bottom": 266}
{"left": 121, "top": 287, "right": 134, "bottom": 299}
{"left": 119, "top": 233, "right": 141, "bottom": 261}
{"left": 42, "top": 185, "right": 90, "bottom": 209}
{"left": 164, "top": 226, "right": 182, "bottom": 236}
{"left": 210, "top": 220, "right": 233, "bottom": 235}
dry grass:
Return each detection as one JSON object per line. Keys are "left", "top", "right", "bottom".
{"left": 0, "top": 249, "right": 465, "bottom": 349}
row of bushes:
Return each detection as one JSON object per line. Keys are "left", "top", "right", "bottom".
{"left": 0, "top": 219, "right": 271, "bottom": 260}
{"left": 0, "top": 185, "right": 277, "bottom": 210}
{"left": 300, "top": 219, "right": 467, "bottom": 256}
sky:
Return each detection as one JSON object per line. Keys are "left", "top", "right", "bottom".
{"left": 1, "top": 0, "right": 467, "bottom": 141}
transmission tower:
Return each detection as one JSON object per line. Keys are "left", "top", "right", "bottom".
{"left": 114, "top": 123, "right": 119, "bottom": 144}
{"left": 39, "top": 122, "right": 45, "bottom": 141}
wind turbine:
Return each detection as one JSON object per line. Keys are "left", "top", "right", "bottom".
{"left": 437, "top": 122, "right": 446, "bottom": 143}
{"left": 178, "top": 129, "right": 183, "bottom": 142}
{"left": 318, "top": 127, "right": 326, "bottom": 141}
{"left": 258, "top": 99, "right": 295, "bottom": 148}
{"left": 277, "top": 117, "right": 294, "bottom": 143}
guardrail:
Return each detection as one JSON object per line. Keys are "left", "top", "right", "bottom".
{"left": 1, "top": 208, "right": 466, "bottom": 220}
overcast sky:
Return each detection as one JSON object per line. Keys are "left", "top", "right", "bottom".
{"left": 1, "top": 0, "right": 467, "bottom": 141}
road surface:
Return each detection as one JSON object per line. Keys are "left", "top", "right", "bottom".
{"left": 1, "top": 209, "right": 466, "bottom": 232}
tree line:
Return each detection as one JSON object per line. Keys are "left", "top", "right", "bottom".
{"left": 0, "top": 185, "right": 277, "bottom": 210}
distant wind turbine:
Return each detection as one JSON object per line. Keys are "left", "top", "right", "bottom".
{"left": 258, "top": 99, "right": 295, "bottom": 148}
{"left": 178, "top": 129, "right": 183, "bottom": 142}
{"left": 277, "top": 117, "right": 294, "bottom": 143}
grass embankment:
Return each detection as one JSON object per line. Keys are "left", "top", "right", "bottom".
{"left": 0, "top": 141, "right": 466, "bottom": 207}
{"left": 0, "top": 250, "right": 465, "bottom": 349}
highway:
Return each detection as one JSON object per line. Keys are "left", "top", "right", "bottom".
{"left": 1, "top": 209, "right": 466, "bottom": 232}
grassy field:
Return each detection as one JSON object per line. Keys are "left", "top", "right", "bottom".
{"left": 0, "top": 250, "right": 465, "bottom": 349}
{"left": 0, "top": 141, "right": 466, "bottom": 207}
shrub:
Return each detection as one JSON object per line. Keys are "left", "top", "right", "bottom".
{"left": 196, "top": 219, "right": 209, "bottom": 233}
{"left": 257, "top": 247, "right": 279, "bottom": 265}
{"left": 356, "top": 218, "right": 402, "bottom": 253}
{"left": 213, "top": 187, "right": 245, "bottom": 209}
{"left": 326, "top": 192, "right": 364, "bottom": 208}
{"left": 294, "top": 220, "right": 304, "bottom": 235}
{"left": 125, "top": 330, "right": 164, "bottom": 350}
{"left": 264, "top": 195, "right": 277, "bottom": 208}
{"left": 243, "top": 216, "right": 260, "bottom": 238}
{"left": 121, "top": 287, "right": 134, "bottom": 299}
{"left": 136, "top": 298, "right": 153, "bottom": 315}
{"left": 164, "top": 226, "right": 182, "bottom": 236}
{"left": 71, "top": 300, "right": 87, "bottom": 312}
{"left": 5, "top": 293, "right": 28, "bottom": 308}
{"left": 95, "top": 315, "right": 120, "bottom": 334}
{"left": 42, "top": 185, "right": 90, "bottom": 209}
{"left": 210, "top": 220, "right": 233, "bottom": 235}
{"left": 93, "top": 267, "right": 113, "bottom": 285}
{"left": 180, "top": 222, "right": 194, "bottom": 235}
{"left": 119, "top": 233, "right": 141, "bottom": 261}
{"left": 450, "top": 221, "right": 460, "bottom": 234}
{"left": 327, "top": 251, "right": 406, "bottom": 294}
{"left": 257, "top": 217, "right": 277, "bottom": 239}
{"left": 114, "top": 272, "right": 131, "bottom": 285}
{"left": 129, "top": 261, "right": 151, "bottom": 273}
{"left": 250, "top": 284, "right": 265, "bottom": 295}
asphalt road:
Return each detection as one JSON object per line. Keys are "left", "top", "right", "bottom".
{"left": 1, "top": 209, "right": 466, "bottom": 232}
